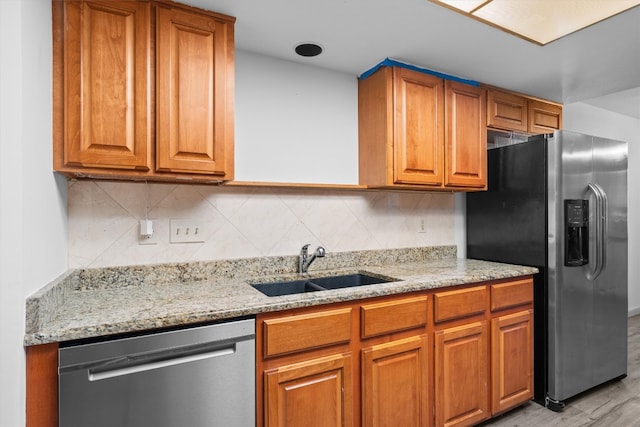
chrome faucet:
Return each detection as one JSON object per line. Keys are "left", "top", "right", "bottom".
{"left": 299, "top": 244, "right": 326, "bottom": 274}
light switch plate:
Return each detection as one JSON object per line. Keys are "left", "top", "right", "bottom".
{"left": 417, "top": 218, "right": 427, "bottom": 233}
{"left": 170, "top": 219, "right": 204, "bottom": 243}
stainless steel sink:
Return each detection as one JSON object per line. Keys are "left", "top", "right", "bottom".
{"left": 251, "top": 273, "right": 394, "bottom": 297}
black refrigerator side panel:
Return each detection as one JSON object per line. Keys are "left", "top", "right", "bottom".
{"left": 466, "top": 139, "right": 547, "bottom": 266}
{"left": 466, "top": 138, "right": 549, "bottom": 404}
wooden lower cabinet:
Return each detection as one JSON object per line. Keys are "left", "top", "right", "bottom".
{"left": 491, "top": 310, "right": 534, "bottom": 415}
{"left": 264, "top": 353, "right": 354, "bottom": 427}
{"left": 256, "top": 277, "right": 534, "bottom": 427}
{"left": 434, "top": 321, "right": 490, "bottom": 427}
{"left": 26, "top": 343, "right": 59, "bottom": 427}
{"left": 361, "top": 335, "right": 430, "bottom": 427}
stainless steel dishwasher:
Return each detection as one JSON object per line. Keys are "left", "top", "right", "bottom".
{"left": 59, "top": 318, "right": 255, "bottom": 427}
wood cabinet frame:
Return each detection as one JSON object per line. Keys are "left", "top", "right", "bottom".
{"left": 26, "top": 343, "right": 58, "bottom": 427}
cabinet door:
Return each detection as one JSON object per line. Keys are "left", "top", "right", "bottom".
{"left": 528, "top": 100, "right": 562, "bottom": 133}
{"left": 445, "top": 81, "right": 486, "bottom": 189}
{"left": 435, "top": 321, "right": 489, "bottom": 427}
{"left": 62, "top": 0, "right": 151, "bottom": 170}
{"left": 486, "top": 90, "right": 528, "bottom": 132}
{"left": 361, "top": 335, "right": 430, "bottom": 427}
{"left": 156, "top": 5, "right": 234, "bottom": 177}
{"left": 264, "top": 353, "right": 353, "bottom": 427}
{"left": 491, "top": 310, "right": 533, "bottom": 415}
{"left": 393, "top": 67, "right": 444, "bottom": 186}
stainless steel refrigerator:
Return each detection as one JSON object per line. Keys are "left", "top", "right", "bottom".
{"left": 466, "top": 130, "right": 628, "bottom": 411}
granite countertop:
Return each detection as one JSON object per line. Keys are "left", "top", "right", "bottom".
{"left": 24, "top": 246, "right": 538, "bottom": 346}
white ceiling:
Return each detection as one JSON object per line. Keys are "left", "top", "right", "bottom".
{"left": 189, "top": 0, "right": 640, "bottom": 118}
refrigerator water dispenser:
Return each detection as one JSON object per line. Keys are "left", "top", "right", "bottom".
{"left": 564, "top": 199, "right": 589, "bottom": 266}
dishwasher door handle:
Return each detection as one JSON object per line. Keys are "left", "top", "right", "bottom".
{"left": 88, "top": 345, "right": 235, "bottom": 382}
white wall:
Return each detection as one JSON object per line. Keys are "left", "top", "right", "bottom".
{"left": 235, "top": 51, "right": 359, "bottom": 184}
{"left": 0, "top": 1, "right": 67, "bottom": 426}
{"left": 563, "top": 102, "right": 640, "bottom": 315}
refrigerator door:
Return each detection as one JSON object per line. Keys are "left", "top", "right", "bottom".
{"left": 590, "top": 135, "right": 628, "bottom": 384}
{"left": 547, "top": 131, "right": 628, "bottom": 403}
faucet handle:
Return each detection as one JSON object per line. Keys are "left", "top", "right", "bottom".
{"left": 300, "top": 244, "right": 310, "bottom": 256}
{"left": 299, "top": 244, "right": 310, "bottom": 274}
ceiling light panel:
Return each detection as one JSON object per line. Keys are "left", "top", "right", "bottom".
{"left": 430, "top": 0, "right": 640, "bottom": 45}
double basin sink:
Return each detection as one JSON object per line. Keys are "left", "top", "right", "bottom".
{"left": 252, "top": 273, "right": 396, "bottom": 297}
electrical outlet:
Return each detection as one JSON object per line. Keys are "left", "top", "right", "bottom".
{"left": 138, "top": 219, "right": 158, "bottom": 245}
{"left": 417, "top": 218, "right": 427, "bottom": 233}
{"left": 170, "top": 219, "right": 204, "bottom": 243}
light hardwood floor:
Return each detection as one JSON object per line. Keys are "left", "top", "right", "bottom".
{"left": 479, "top": 315, "right": 640, "bottom": 427}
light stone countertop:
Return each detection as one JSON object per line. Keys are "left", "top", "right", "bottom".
{"left": 24, "top": 246, "right": 538, "bottom": 346}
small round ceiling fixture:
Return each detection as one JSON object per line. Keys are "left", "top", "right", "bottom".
{"left": 294, "top": 42, "right": 323, "bottom": 57}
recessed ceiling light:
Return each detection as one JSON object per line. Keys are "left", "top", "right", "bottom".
{"left": 294, "top": 42, "right": 324, "bottom": 57}
{"left": 429, "top": 0, "right": 640, "bottom": 45}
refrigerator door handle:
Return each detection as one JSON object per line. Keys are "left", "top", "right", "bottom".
{"left": 586, "top": 183, "right": 608, "bottom": 280}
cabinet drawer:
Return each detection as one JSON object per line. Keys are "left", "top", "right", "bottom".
{"left": 361, "top": 296, "right": 428, "bottom": 338}
{"left": 434, "top": 286, "right": 486, "bottom": 323}
{"left": 491, "top": 278, "right": 533, "bottom": 311}
{"left": 262, "top": 308, "right": 352, "bottom": 357}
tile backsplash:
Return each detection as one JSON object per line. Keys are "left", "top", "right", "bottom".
{"left": 68, "top": 181, "right": 455, "bottom": 268}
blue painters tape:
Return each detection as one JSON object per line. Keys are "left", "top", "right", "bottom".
{"left": 359, "top": 58, "right": 479, "bottom": 86}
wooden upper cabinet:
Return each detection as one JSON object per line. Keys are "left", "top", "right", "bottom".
{"left": 486, "top": 89, "right": 528, "bottom": 133}
{"left": 528, "top": 100, "right": 562, "bottom": 133}
{"left": 487, "top": 88, "right": 562, "bottom": 134}
{"left": 445, "top": 80, "right": 486, "bottom": 189}
{"left": 393, "top": 68, "right": 444, "bottom": 186}
{"left": 358, "top": 66, "right": 486, "bottom": 191}
{"left": 155, "top": 4, "right": 234, "bottom": 176}
{"left": 59, "top": 0, "right": 152, "bottom": 170}
{"left": 53, "top": 0, "right": 235, "bottom": 182}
